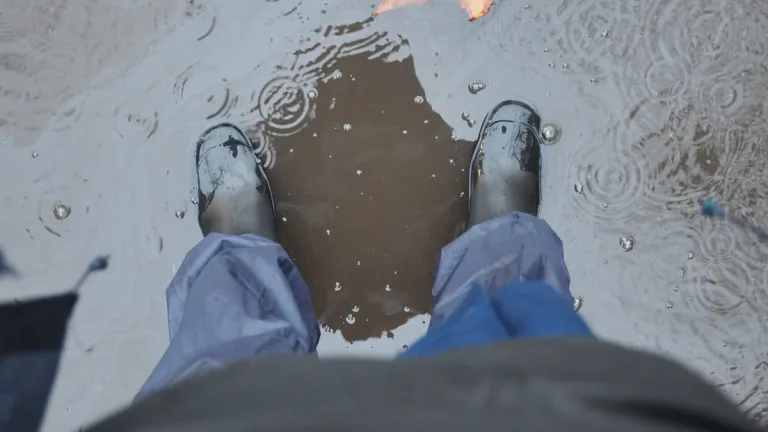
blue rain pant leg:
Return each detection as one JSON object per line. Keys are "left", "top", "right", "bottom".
{"left": 136, "top": 233, "right": 320, "bottom": 399}
{"left": 401, "top": 212, "right": 592, "bottom": 358}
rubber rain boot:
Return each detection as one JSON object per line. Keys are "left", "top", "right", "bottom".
{"left": 195, "top": 123, "right": 277, "bottom": 240}
{"left": 468, "top": 100, "right": 541, "bottom": 227}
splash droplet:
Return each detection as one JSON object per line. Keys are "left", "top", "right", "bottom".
{"left": 686, "top": 251, "right": 694, "bottom": 260}
{"left": 345, "top": 314, "right": 356, "bottom": 324}
{"left": 307, "top": 89, "right": 318, "bottom": 100}
{"left": 175, "top": 210, "right": 185, "bottom": 219}
{"left": 601, "top": 202, "right": 609, "bottom": 209}
{"left": 413, "top": 95, "right": 424, "bottom": 104}
{"left": 665, "top": 301, "right": 674, "bottom": 309}
{"left": 468, "top": 81, "right": 486, "bottom": 94}
{"left": 352, "top": 305, "right": 360, "bottom": 312}
{"left": 356, "top": 169, "right": 362, "bottom": 175}
{"left": 619, "top": 236, "right": 635, "bottom": 252}
{"left": 53, "top": 204, "right": 71, "bottom": 220}
{"left": 334, "top": 282, "right": 342, "bottom": 292}
{"left": 384, "top": 284, "right": 391, "bottom": 292}
{"left": 31, "top": 151, "right": 39, "bottom": 158}
{"left": 572, "top": 296, "right": 583, "bottom": 311}
{"left": 343, "top": 123, "right": 352, "bottom": 131}
{"left": 403, "top": 306, "right": 411, "bottom": 312}
{"left": 541, "top": 124, "right": 561, "bottom": 143}
{"left": 574, "top": 182, "right": 584, "bottom": 194}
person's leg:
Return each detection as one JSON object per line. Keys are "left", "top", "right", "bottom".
{"left": 402, "top": 101, "right": 588, "bottom": 357}
{"left": 136, "top": 124, "right": 319, "bottom": 399}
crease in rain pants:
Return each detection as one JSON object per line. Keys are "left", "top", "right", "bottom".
{"left": 136, "top": 212, "right": 590, "bottom": 399}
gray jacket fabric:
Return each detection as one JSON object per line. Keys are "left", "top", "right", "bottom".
{"left": 88, "top": 338, "right": 759, "bottom": 432}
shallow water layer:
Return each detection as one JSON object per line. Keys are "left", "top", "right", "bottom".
{"left": 0, "top": 0, "right": 766, "bottom": 429}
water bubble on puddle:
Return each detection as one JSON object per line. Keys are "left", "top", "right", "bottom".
{"left": 665, "top": 301, "right": 674, "bottom": 309}
{"left": 468, "top": 81, "right": 486, "bottom": 94}
{"left": 601, "top": 202, "right": 609, "bottom": 209}
{"left": 334, "top": 282, "right": 342, "bottom": 291}
{"left": 343, "top": 123, "right": 352, "bottom": 131}
{"left": 562, "top": 63, "right": 569, "bottom": 69}
{"left": 191, "top": 198, "right": 199, "bottom": 205}
{"left": 523, "top": 4, "right": 531, "bottom": 9}
{"left": 32, "top": 151, "right": 39, "bottom": 158}
{"left": 590, "top": 78, "right": 597, "bottom": 84}
{"left": 403, "top": 306, "right": 410, "bottom": 312}
{"left": 53, "top": 203, "right": 71, "bottom": 220}
{"left": 175, "top": 210, "right": 185, "bottom": 219}
{"left": 402, "top": 129, "right": 408, "bottom": 135}
{"left": 679, "top": 268, "right": 686, "bottom": 277}
{"left": 574, "top": 182, "right": 584, "bottom": 194}
{"left": 385, "top": 284, "right": 391, "bottom": 291}
{"left": 548, "top": 62, "right": 555, "bottom": 68}
{"left": 345, "top": 314, "right": 355, "bottom": 324}
{"left": 600, "top": 30, "right": 610, "bottom": 38}
{"left": 619, "top": 236, "right": 635, "bottom": 252}
{"left": 326, "top": 229, "right": 331, "bottom": 235}
{"left": 356, "top": 169, "right": 362, "bottom": 175}
{"left": 357, "top": 261, "right": 360, "bottom": 266}
{"left": 413, "top": 95, "right": 424, "bottom": 104}
{"left": 541, "top": 124, "right": 561, "bottom": 143}
{"left": 686, "top": 251, "right": 694, "bottom": 260}
{"left": 307, "top": 89, "right": 317, "bottom": 100}
{"left": 282, "top": 216, "right": 288, "bottom": 222}
{"left": 352, "top": 305, "right": 360, "bottom": 312}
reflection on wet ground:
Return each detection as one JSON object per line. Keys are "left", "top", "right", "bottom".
{"left": 0, "top": 0, "right": 767, "bottom": 429}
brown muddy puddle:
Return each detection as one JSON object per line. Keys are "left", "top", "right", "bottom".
{"left": 268, "top": 53, "right": 471, "bottom": 340}
{"left": 1, "top": 0, "right": 767, "bottom": 430}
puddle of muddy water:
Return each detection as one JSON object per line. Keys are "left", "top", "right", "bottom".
{"left": 1, "top": 0, "right": 768, "bottom": 430}
{"left": 267, "top": 53, "right": 471, "bottom": 341}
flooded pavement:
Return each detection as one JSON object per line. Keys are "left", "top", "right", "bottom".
{"left": 0, "top": 0, "right": 767, "bottom": 429}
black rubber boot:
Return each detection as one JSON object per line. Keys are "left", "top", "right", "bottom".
{"left": 468, "top": 100, "right": 541, "bottom": 227}
{"left": 195, "top": 123, "right": 277, "bottom": 240}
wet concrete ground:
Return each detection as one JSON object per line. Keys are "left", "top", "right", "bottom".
{"left": 1, "top": 0, "right": 767, "bottom": 429}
